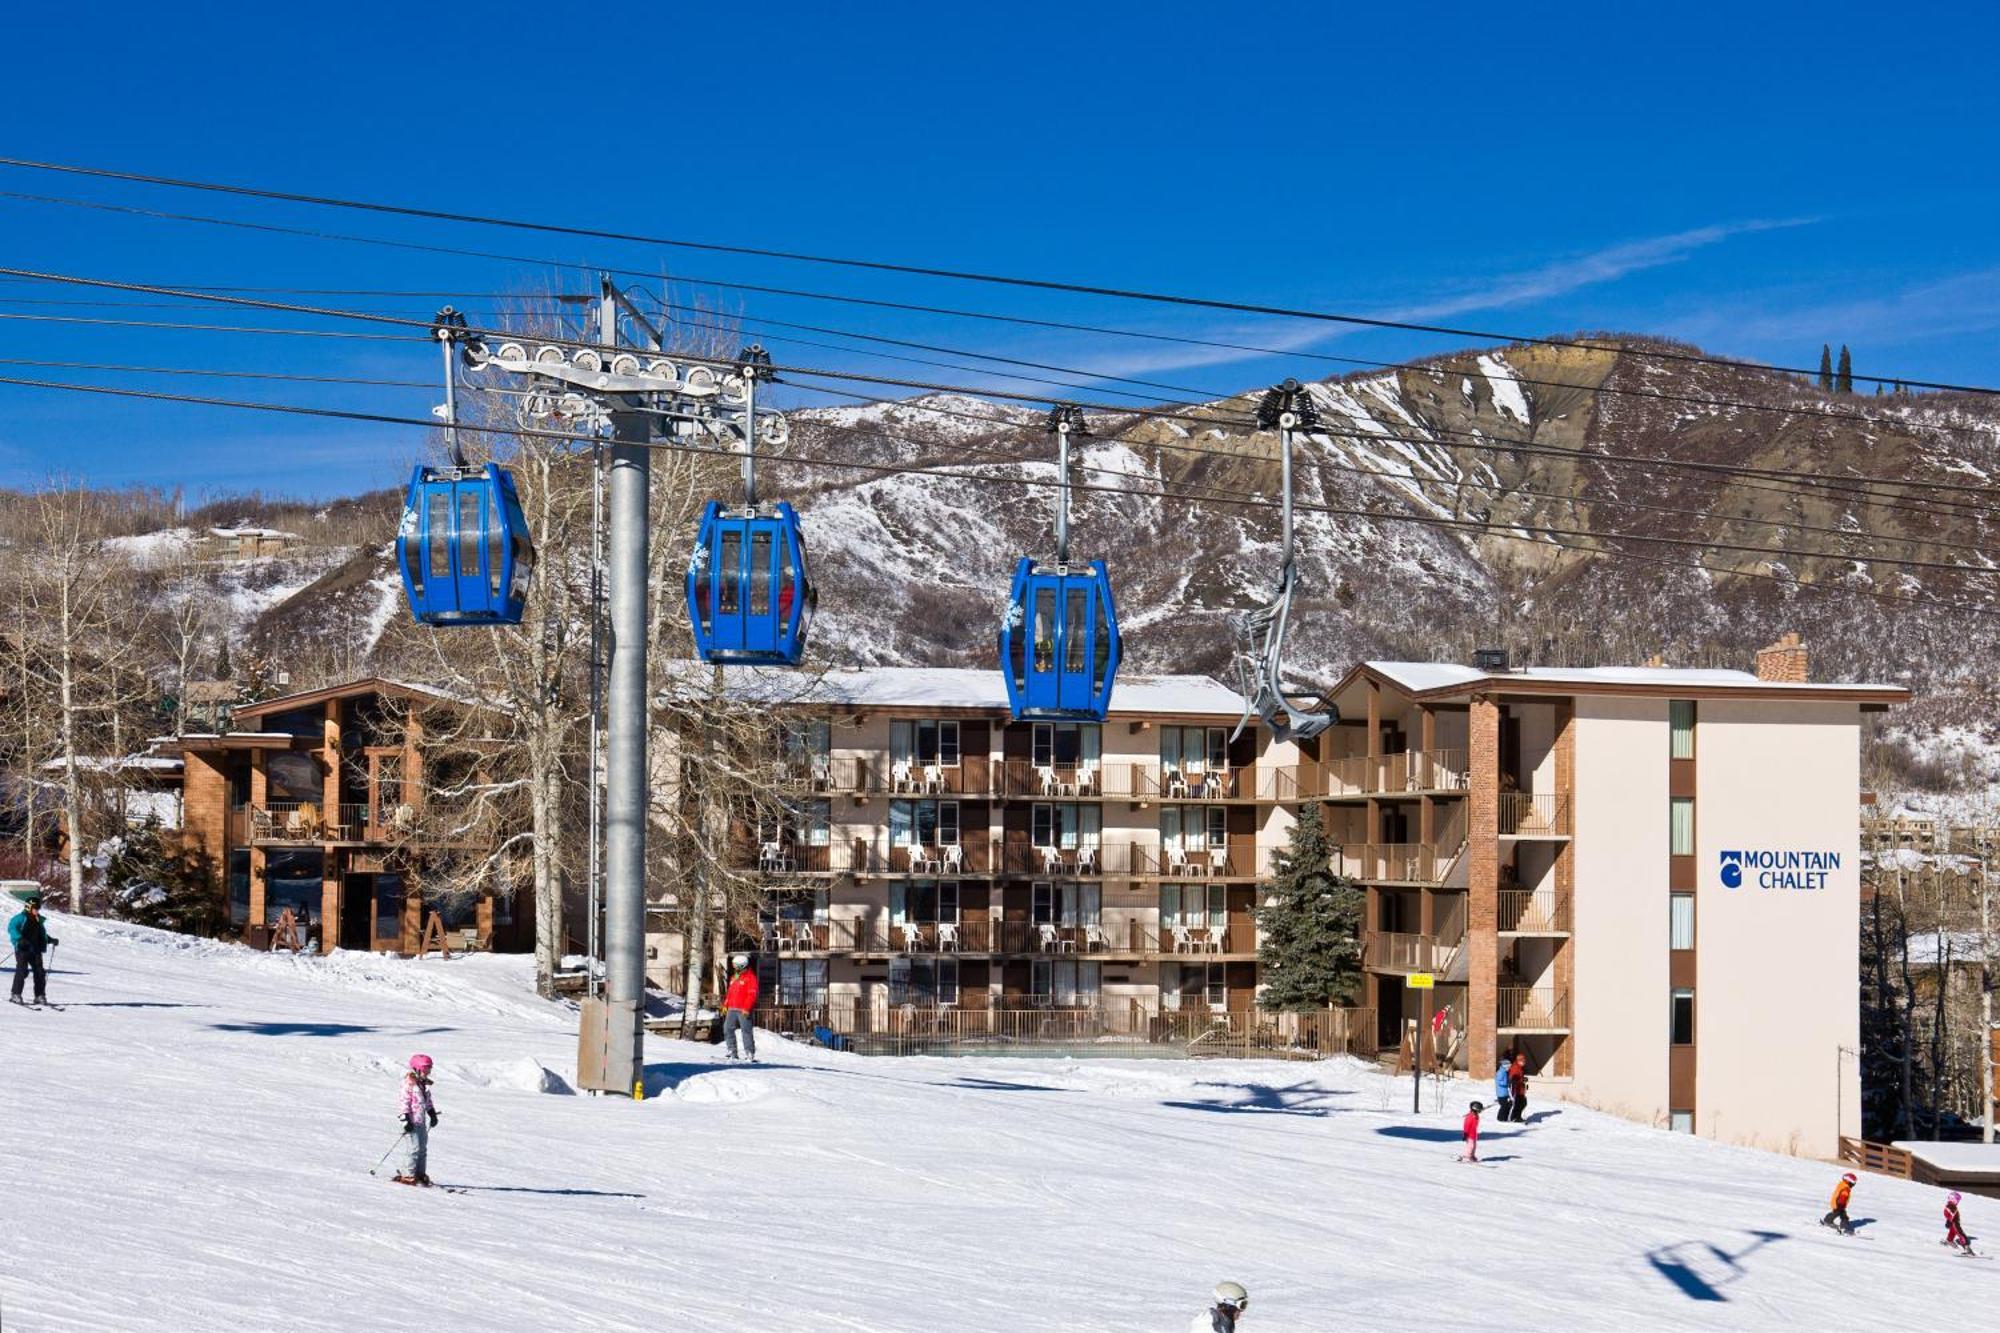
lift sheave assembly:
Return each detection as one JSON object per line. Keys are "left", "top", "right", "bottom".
{"left": 998, "top": 405, "right": 1121, "bottom": 721}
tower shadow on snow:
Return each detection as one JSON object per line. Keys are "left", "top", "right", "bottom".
{"left": 1645, "top": 1230, "right": 1788, "bottom": 1302}
{"left": 1164, "top": 1082, "right": 1353, "bottom": 1117}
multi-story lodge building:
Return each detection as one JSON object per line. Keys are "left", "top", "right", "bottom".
{"left": 682, "top": 667, "right": 1301, "bottom": 1021}
{"left": 1311, "top": 641, "right": 1906, "bottom": 1156}
{"left": 170, "top": 678, "right": 529, "bottom": 955}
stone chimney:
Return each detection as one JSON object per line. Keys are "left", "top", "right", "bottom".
{"left": 1754, "top": 632, "right": 1809, "bottom": 682}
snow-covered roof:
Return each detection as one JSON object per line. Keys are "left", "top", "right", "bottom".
{"left": 708, "top": 665, "right": 1244, "bottom": 717}
{"left": 1357, "top": 661, "right": 1908, "bottom": 699}
{"left": 206, "top": 526, "right": 300, "bottom": 541}
{"left": 1892, "top": 1141, "right": 2000, "bottom": 1176}
{"left": 39, "top": 754, "right": 183, "bottom": 774}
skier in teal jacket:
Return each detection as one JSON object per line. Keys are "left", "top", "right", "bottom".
{"left": 9, "top": 892, "right": 57, "bottom": 1006}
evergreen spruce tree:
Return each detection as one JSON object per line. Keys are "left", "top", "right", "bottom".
{"left": 1256, "top": 803, "right": 1364, "bottom": 1008}
{"left": 1836, "top": 345, "right": 1853, "bottom": 394}
{"left": 214, "top": 637, "right": 232, "bottom": 680}
{"left": 1818, "top": 344, "right": 1833, "bottom": 391}
{"left": 105, "top": 815, "right": 225, "bottom": 936}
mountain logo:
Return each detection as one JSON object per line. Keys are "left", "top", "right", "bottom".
{"left": 1719, "top": 850, "right": 1744, "bottom": 889}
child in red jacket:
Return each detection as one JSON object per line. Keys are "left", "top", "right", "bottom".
{"left": 1459, "top": 1100, "right": 1484, "bottom": 1163}
{"left": 1944, "top": 1191, "right": 1972, "bottom": 1254}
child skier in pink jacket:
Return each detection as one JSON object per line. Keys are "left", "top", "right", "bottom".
{"left": 394, "top": 1054, "right": 439, "bottom": 1186}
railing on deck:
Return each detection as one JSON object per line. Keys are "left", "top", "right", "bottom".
{"left": 1335, "top": 843, "right": 1439, "bottom": 883}
{"left": 750, "top": 1004, "right": 1378, "bottom": 1060}
{"left": 1131, "top": 764, "right": 1247, "bottom": 801}
{"left": 1324, "top": 749, "right": 1470, "bottom": 797}
{"left": 1497, "top": 987, "right": 1570, "bottom": 1030}
{"left": 1838, "top": 1137, "right": 1914, "bottom": 1179}
{"left": 1497, "top": 889, "right": 1571, "bottom": 933}
{"left": 1498, "top": 793, "right": 1573, "bottom": 836}
{"left": 1366, "top": 930, "right": 1464, "bottom": 974}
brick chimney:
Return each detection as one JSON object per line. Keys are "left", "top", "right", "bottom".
{"left": 1754, "top": 632, "right": 1809, "bottom": 682}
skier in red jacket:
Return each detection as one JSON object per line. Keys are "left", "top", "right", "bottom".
{"left": 722, "top": 953, "right": 759, "bottom": 1061}
{"left": 1459, "top": 1100, "right": 1484, "bottom": 1163}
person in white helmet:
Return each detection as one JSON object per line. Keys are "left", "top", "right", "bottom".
{"left": 721, "top": 954, "right": 759, "bottom": 1061}
{"left": 1188, "top": 1281, "right": 1248, "bottom": 1333}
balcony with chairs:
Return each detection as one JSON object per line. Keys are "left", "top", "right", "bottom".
{"left": 995, "top": 841, "right": 1122, "bottom": 877}
{"left": 1131, "top": 763, "right": 1248, "bottom": 802}
{"left": 1131, "top": 843, "right": 1265, "bottom": 879}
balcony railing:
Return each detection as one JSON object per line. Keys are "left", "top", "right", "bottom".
{"left": 1497, "top": 987, "right": 1570, "bottom": 1030}
{"left": 998, "top": 760, "right": 1115, "bottom": 799}
{"left": 1334, "top": 842, "right": 1444, "bottom": 883}
{"left": 1497, "top": 888, "right": 1571, "bottom": 934}
{"left": 755, "top": 917, "right": 1250, "bottom": 957}
{"left": 1365, "top": 930, "right": 1465, "bottom": 974}
{"left": 1498, "top": 792, "right": 1573, "bottom": 836}
{"left": 995, "top": 842, "right": 1125, "bottom": 876}
{"left": 1131, "top": 844, "right": 1265, "bottom": 879}
{"left": 1130, "top": 764, "right": 1247, "bottom": 801}
{"left": 1325, "top": 749, "right": 1470, "bottom": 797}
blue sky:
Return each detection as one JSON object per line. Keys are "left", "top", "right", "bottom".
{"left": 2, "top": 1, "right": 1997, "bottom": 497}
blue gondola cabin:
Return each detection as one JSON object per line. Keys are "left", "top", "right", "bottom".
{"left": 998, "top": 557, "right": 1120, "bottom": 721}
{"left": 397, "top": 463, "right": 535, "bottom": 626}
{"left": 687, "top": 500, "right": 816, "bottom": 665}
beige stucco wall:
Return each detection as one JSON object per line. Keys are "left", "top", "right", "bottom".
{"left": 1695, "top": 699, "right": 1861, "bottom": 1157}
{"left": 1569, "top": 696, "right": 1672, "bottom": 1123}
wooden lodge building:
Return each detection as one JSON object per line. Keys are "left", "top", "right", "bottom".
{"left": 166, "top": 678, "right": 530, "bottom": 955}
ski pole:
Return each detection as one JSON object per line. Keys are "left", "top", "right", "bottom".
{"left": 368, "top": 1127, "right": 410, "bottom": 1177}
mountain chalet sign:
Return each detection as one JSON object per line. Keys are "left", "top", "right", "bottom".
{"left": 1718, "top": 849, "right": 1841, "bottom": 891}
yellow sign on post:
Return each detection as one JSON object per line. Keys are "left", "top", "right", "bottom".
{"left": 1407, "top": 973, "right": 1435, "bottom": 989}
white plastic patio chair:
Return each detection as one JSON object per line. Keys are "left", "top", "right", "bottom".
{"left": 936, "top": 922, "right": 960, "bottom": 953}
{"left": 1075, "top": 844, "right": 1098, "bottom": 875}
{"left": 891, "top": 759, "right": 915, "bottom": 792}
{"left": 898, "top": 921, "right": 928, "bottom": 952}
{"left": 1165, "top": 845, "right": 1192, "bottom": 876}
{"left": 1038, "top": 765, "right": 1061, "bottom": 796}
{"left": 1166, "top": 768, "right": 1189, "bottom": 799}
{"left": 1083, "top": 922, "right": 1108, "bottom": 952}
{"left": 942, "top": 843, "right": 965, "bottom": 874}
{"left": 1037, "top": 923, "right": 1073, "bottom": 953}
{"left": 1039, "top": 845, "right": 1064, "bottom": 873}
{"left": 1171, "top": 924, "right": 1195, "bottom": 954}
{"left": 923, "top": 763, "right": 944, "bottom": 793}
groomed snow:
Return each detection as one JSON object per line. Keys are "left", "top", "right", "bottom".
{"left": 1, "top": 916, "right": 1989, "bottom": 1331}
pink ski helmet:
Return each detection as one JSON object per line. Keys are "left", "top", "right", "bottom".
{"left": 1949, "top": 1191, "right": 1963, "bottom": 1203}
{"left": 409, "top": 1053, "right": 434, "bottom": 1074}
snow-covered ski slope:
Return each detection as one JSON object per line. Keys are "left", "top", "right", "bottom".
{"left": 0, "top": 917, "right": 1983, "bottom": 1331}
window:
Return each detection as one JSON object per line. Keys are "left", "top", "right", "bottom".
{"left": 890, "top": 800, "right": 960, "bottom": 848}
{"left": 1669, "top": 700, "right": 1696, "bottom": 760}
{"left": 889, "top": 956, "right": 958, "bottom": 1006}
{"left": 1031, "top": 959, "right": 1100, "bottom": 1007}
{"left": 1162, "top": 806, "right": 1227, "bottom": 851}
{"left": 427, "top": 493, "right": 450, "bottom": 579}
{"left": 1671, "top": 989, "right": 1695, "bottom": 1045}
{"left": 1669, "top": 798, "right": 1695, "bottom": 857}
{"left": 1034, "top": 882, "right": 1099, "bottom": 926}
{"left": 1166, "top": 962, "right": 1225, "bottom": 1012}
{"left": 894, "top": 881, "right": 959, "bottom": 926}
{"left": 718, "top": 532, "right": 741, "bottom": 613}
{"left": 891, "top": 720, "right": 960, "bottom": 768}
{"left": 1064, "top": 588, "right": 1088, "bottom": 673}
{"left": 1161, "top": 726, "right": 1227, "bottom": 774}
{"left": 264, "top": 849, "right": 324, "bottom": 926}
{"left": 228, "top": 849, "right": 252, "bottom": 926}
{"left": 487, "top": 488, "right": 505, "bottom": 597}
{"left": 762, "top": 958, "right": 827, "bottom": 1007}
{"left": 1669, "top": 893, "right": 1695, "bottom": 951}
{"left": 1669, "top": 1110, "right": 1694, "bottom": 1134}
{"left": 1032, "top": 588, "right": 1056, "bottom": 671}
{"left": 1031, "top": 722, "right": 1100, "bottom": 768}
{"left": 373, "top": 872, "right": 403, "bottom": 940}
{"left": 761, "top": 889, "right": 828, "bottom": 929}
{"left": 748, "top": 531, "right": 772, "bottom": 615}
{"left": 1160, "top": 883, "right": 1225, "bottom": 930}
{"left": 1031, "top": 803, "right": 1099, "bottom": 849}
{"left": 457, "top": 491, "right": 480, "bottom": 584}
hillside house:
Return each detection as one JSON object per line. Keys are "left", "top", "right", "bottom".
{"left": 201, "top": 526, "right": 303, "bottom": 560}
{"left": 165, "top": 678, "right": 530, "bottom": 955}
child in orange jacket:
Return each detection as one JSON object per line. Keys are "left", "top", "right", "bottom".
{"left": 1821, "top": 1172, "right": 1856, "bottom": 1234}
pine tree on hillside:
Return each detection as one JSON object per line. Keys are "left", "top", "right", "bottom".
{"left": 1818, "top": 344, "right": 1833, "bottom": 391}
{"left": 1836, "top": 345, "right": 1853, "bottom": 394}
{"left": 1256, "top": 803, "right": 1364, "bottom": 1009}
{"left": 214, "top": 637, "right": 232, "bottom": 680}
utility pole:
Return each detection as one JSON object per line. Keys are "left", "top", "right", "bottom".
{"left": 1981, "top": 833, "right": 1994, "bottom": 1145}
{"left": 464, "top": 277, "right": 776, "bottom": 1098}
{"left": 602, "top": 284, "right": 650, "bottom": 1098}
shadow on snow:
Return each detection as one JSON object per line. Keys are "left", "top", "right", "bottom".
{"left": 1645, "top": 1231, "right": 1788, "bottom": 1303}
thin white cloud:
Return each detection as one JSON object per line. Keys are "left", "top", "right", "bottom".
{"left": 1059, "top": 218, "right": 1817, "bottom": 385}
{"left": 1663, "top": 266, "right": 2000, "bottom": 349}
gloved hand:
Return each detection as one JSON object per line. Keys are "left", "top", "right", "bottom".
{"left": 399, "top": 1117, "right": 413, "bottom": 1131}
{"left": 426, "top": 1108, "right": 439, "bottom": 1128}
